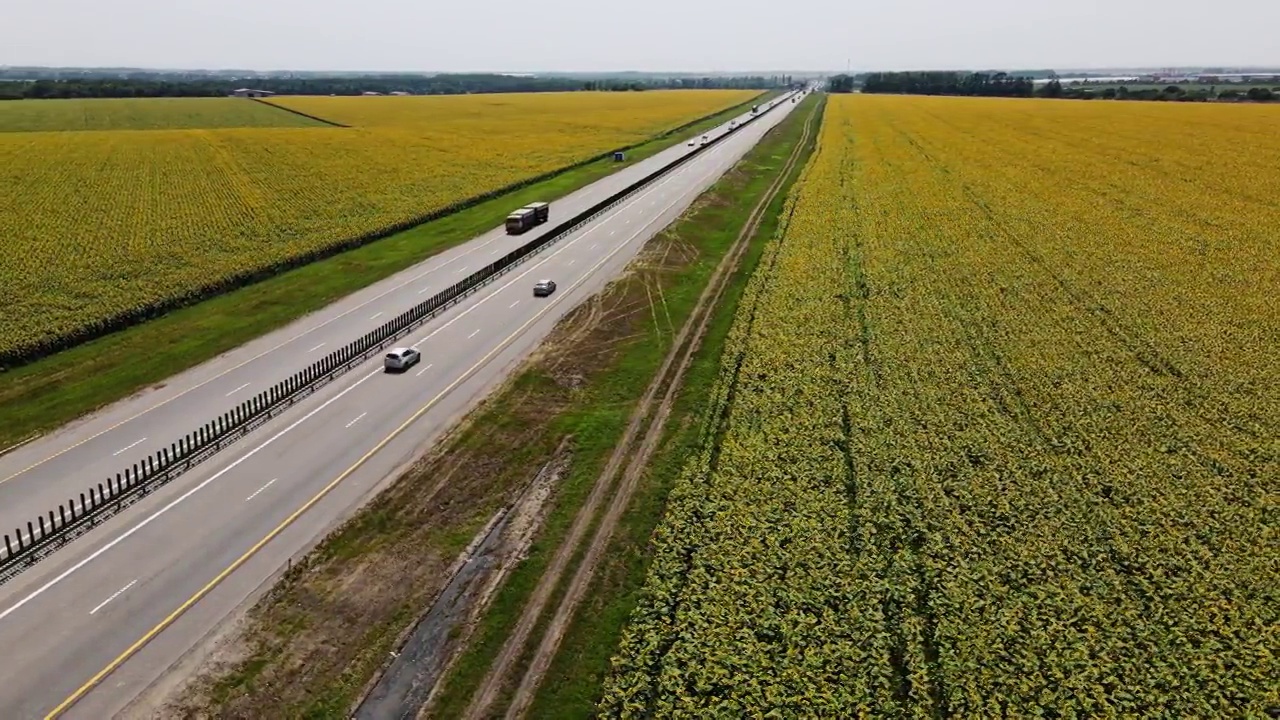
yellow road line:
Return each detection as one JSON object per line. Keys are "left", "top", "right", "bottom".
{"left": 41, "top": 183, "right": 681, "bottom": 718}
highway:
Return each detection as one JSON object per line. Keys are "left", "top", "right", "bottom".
{"left": 0, "top": 91, "right": 801, "bottom": 718}
{"left": 0, "top": 95, "right": 770, "bottom": 543}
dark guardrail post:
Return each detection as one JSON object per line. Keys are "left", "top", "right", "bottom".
{"left": 0, "top": 91, "right": 801, "bottom": 585}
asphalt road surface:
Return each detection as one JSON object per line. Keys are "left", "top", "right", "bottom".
{"left": 0, "top": 90, "right": 800, "bottom": 719}
{"left": 0, "top": 97, "right": 767, "bottom": 534}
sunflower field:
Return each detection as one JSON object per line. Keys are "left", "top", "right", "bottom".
{"left": 0, "top": 96, "right": 326, "bottom": 133}
{"left": 598, "top": 94, "right": 1279, "bottom": 717}
{"left": 0, "top": 89, "right": 756, "bottom": 365}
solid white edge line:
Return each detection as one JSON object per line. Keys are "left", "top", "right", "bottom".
{"left": 0, "top": 106, "right": 777, "bottom": 624}
{"left": 0, "top": 367, "right": 382, "bottom": 623}
{"left": 407, "top": 158, "right": 694, "bottom": 352}
{"left": 0, "top": 134, "right": 699, "bottom": 484}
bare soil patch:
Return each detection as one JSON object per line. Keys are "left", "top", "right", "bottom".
{"left": 152, "top": 169, "right": 724, "bottom": 720}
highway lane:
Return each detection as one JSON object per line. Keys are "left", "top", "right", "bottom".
{"left": 0, "top": 97, "right": 775, "bottom": 542}
{"left": 0, "top": 92, "right": 800, "bottom": 719}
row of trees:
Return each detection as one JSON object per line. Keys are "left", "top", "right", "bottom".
{"left": 858, "top": 71, "right": 1036, "bottom": 97}
{"left": 824, "top": 71, "right": 1280, "bottom": 103}
{"left": 0, "top": 73, "right": 788, "bottom": 100}
{"left": 1040, "top": 79, "right": 1280, "bottom": 102}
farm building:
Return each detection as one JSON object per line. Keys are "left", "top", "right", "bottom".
{"left": 231, "top": 88, "right": 275, "bottom": 98}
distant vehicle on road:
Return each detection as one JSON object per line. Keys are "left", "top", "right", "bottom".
{"left": 699, "top": 134, "right": 709, "bottom": 146}
{"left": 384, "top": 347, "right": 421, "bottom": 372}
{"left": 687, "top": 139, "right": 697, "bottom": 147}
{"left": 533, "top": 279, "right": 557, "bottom": 297}
{"left": 506, "top": 201, "right": 550, "bottom": 235}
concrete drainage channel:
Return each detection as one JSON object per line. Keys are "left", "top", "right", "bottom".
{"left": 350, "top": 91, "right": 817, "bottom": 720}
{"left": 350, "top": 442, "right": 571, "bottom": 719}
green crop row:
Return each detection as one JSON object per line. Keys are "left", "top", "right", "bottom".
{"left": 597, "top": 95, "right": 1279, "bottom": 717}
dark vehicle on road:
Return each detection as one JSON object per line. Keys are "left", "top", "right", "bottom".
{"left": 533, "top": 279, "right": 557, "bottom": 297}
{"left": 505, "top": 201, "right": 550, "bottom": 234}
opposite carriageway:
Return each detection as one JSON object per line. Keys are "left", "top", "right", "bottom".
{"left": 0, "top": 90, "right": 804, "bottom": 720}
{"left": 0, "top": 91, "right": 798, "bottom": 586}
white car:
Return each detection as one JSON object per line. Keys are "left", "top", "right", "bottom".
{"left": 687, "top": 139, "right": 697, "bottom": 147}
{"left": 384, "top": 347, "right": 421, "bottom": 372}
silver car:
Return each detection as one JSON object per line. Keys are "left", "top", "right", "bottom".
{"left": 384, "top": 347, "right": 421, "bottom": 372}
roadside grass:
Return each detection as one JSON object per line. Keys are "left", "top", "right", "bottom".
{"left": 525, "top": 93, "right": 825, "bottom": 719}
{"left": 425, "top": 92, "right": 823, "bottom": 720}
{"left": 164, "top": 94, "right": 812, "bottom": 720}
{"left": 0, "top": 91, "right": 772, "bottom": 451}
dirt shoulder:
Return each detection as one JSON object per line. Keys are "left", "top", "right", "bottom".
{"left": 142, "top": 96, "right": 806, "bottom": 720}
{"left": 424, "top": 93, "right": 825, "bottom": 720}
{"left": 462, "top": 93, "right": 824, "bottom": 720}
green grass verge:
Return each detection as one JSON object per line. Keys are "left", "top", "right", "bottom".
{"left": 424, "top": 92, "right": 824, "bottom": 720}
{"left": 525, "top": 93, "right": 825, "bottom": 719}
{"left": 0, "top": 92, "right": 775, "bottom": 451}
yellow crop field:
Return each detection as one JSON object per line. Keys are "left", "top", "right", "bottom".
{"left": 0, "top": 97, "right": 325, "bottom": 132}
{"left": 269, "top": 91, "right": 754, "bottom": 134}
{"left": 600, "top": 94, "right": 1279, "bottom": 716}
{"left": 0, "top": 89, "right": 756, "bottom": 365}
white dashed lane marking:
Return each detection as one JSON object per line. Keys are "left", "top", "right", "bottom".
{"left": 89, "top": 579, "right": 137, "bottom": 615}
{"left": 245, "top": 478, "right": 278, "bottom": 502}
{"left": 112, "top": 438, "right": 146, "bottom": 456}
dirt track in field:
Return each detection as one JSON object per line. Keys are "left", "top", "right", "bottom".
{"left": 459, "top": 98, "right": 820, "bottom": 720}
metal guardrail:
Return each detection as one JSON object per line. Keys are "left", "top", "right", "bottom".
{"left": 0, "top": 90, "right": 798, "bottom": 586}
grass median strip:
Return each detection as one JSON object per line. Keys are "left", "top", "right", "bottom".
{"left": 0, "top": 92, "right": 772, "bottom": 451}
{"left": 146, "top": 93, "right": 817, "bottom": 720}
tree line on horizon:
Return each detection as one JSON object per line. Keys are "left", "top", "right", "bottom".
{"left": 825, "top": 71, "right": 1280, "bottom": 103}
{"left": 0, "top": 73, "right": 791, "bottom": 100}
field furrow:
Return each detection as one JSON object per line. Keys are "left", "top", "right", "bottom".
{"left": 599, "top": 94, "right": 1279, "bottom": 717}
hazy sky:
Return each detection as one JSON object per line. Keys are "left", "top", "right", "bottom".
{"left": 6, "top": 0, "right": 1278, "bottom": 72}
